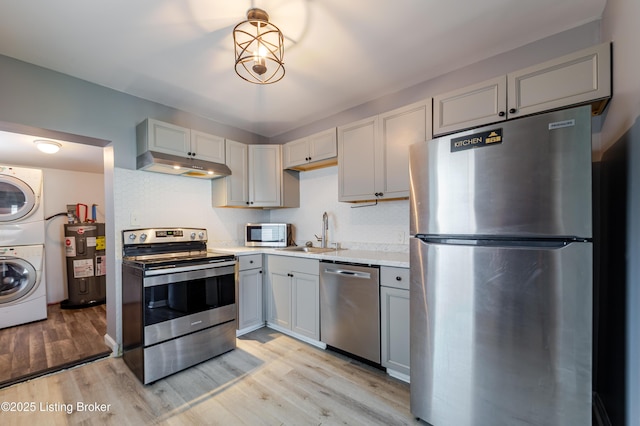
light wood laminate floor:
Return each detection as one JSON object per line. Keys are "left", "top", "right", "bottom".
{"left": 0, "top": 327, "right": 418, "bottom": 425}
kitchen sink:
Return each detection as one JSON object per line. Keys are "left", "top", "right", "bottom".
{"left": 277, "top": 246, "right": 340, "bottom": 254}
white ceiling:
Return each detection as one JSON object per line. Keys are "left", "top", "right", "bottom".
{"left": 0, "top": 0, "right": 606, "bottom": 172}
{"left": 0, "top": 131, "right": 104, "bottom": 174}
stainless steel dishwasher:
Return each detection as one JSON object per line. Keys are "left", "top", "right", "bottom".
{"left": 320, "top": 261, "right": 380, "bottom": 364}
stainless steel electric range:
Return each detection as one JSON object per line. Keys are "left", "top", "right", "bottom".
{"left": 121, "top": 227, "right": 237, "bottom": 384}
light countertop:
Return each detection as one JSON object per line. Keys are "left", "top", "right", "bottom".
{"left": 210, "top": 246, "right": 409, "bottom": 268}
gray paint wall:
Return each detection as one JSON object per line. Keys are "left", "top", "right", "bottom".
{"left": 601, "top": 0, "right": 640, "bottom": 424}
{"left": 270, "top": 21, "right": 601, "bottom": 145}
{"left": 0, "top": 56, "right": 267, "bottom": 170}
{"left": 0, "top": 20, "right": 605, "bottom": 367}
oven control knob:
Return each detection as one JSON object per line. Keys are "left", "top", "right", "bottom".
{"left": 128, "top": 233, "right": 137, "bottom": 241}
{"left": 190, "top": 232, "right": 196, "bottom": 240}
{"left": 140, "top": 233, "right": 147, "bottom": 242}
{"left": 198, "top": 232, "right": 205, "bottom": 240}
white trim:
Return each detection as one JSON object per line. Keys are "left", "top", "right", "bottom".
{"left": 236, "top": 323, "right": 265, "bottom": 337}
{"left": 386, "top": 368, "right": 410, "bottom": 383}
{"left": 104, "top": 333, "right": 120, "bottom": 356}
{"left": 266, "top": 323, "right": 326, "bottom": 350}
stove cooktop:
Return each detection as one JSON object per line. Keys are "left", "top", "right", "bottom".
{"left": 123, "top": 250, "right": 235, "bottom": 269}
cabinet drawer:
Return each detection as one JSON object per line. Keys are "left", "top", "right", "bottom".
{"left": 268, "top": 255, "right": 319, "bottom": 275}
{"left": 238, "top": 254, "right": 262, "bottom": 270}
{"left": 380, "top": 266, "right": 409, "bottom": 290}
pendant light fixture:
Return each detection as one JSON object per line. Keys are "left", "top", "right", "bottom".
{"left": 233, "top": 8, "right": 285, "bottom": 84}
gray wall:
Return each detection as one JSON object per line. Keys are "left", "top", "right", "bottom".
{"left": 270, "top": 21, "right": 601, "bottom": 145}
{"left": 0, "top": 56, "right": 267, "bottom": 170}
{"left": 600, "top": 0, "right": 640, "bottom": 424}
{"left": 0, "top": 20, "right": 606, "bottom": 368}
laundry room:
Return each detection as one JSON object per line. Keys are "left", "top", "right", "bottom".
{"left": 0, "top": 132, "right": 109, "bottom": 388}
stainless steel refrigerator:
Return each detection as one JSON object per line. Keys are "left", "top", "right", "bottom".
{"left": 409, "top": 106, "right": 593, "bottom": 426}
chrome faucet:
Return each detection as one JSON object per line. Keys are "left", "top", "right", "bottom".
{"left": 315, "top": 211, "right": 329, "bottom": 248}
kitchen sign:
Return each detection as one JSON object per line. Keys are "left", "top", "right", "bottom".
{"left": 451, "top": 128, "right": 503, "bottom": 152}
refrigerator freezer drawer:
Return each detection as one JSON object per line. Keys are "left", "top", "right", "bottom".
{"left": 409, "top": 237, "right": 592, "bottom": 426}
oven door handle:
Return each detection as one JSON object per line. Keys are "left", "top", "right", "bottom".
{"left": 144, "top": 260, "right": 237, "bottom": 276}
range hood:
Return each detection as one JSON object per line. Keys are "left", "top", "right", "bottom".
{"left": 136, "top": 151, "right": 231, "bottom": 179}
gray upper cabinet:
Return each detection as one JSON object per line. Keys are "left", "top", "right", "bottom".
{"left": 433, "top": 76, "right": 507, "bottom": 136}
{"left": 338, "top": 99, "right": 432, "bottom": 202}
{"left": 507, "top": 42, "right": 611, "bottom": 119}
{"left": 137, "top": 118, "right": 225, "bottom": 163}
{"left": 433, "top": 42, "right": 611, "bottom": 136}
{"left": 283, "top": 128, "right": 337, "bottom": 171}
{"left": 212, "top": 142, "right": 299, "bottom": 208}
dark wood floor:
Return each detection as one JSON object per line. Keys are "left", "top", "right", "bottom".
{"left": 0, "top": 302, "right": 110, "bottom": 388}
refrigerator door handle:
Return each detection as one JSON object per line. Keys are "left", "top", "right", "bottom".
{"left": 414, "top": 235, "right": 586, "bottom": 249}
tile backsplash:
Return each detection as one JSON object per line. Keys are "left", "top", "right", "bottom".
{"left": 114, "top": 165, "right": 409, "bottom": 254}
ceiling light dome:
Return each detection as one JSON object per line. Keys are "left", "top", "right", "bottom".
{"left": 34, "top": 140, "right": 61, "bottom": 154}
{"left": 233, "top": 8, "right": 285, "bottom": 84}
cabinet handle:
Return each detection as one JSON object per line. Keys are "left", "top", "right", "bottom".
{"left": 187, "top": 152, "right": 192, "bottom": 156}
{"left": 246, "top": 201, "right": 250, "bottom": 205}
{"left": 287, "top": 273, "right": 293, "bottom": 277}
{"left": 498, "top": 111, "right": 505, "bottom": 117}
{"left": 259, "top": 270, "right": 262, "bottom": 274}
{"left": 396, "top": 276, "right": 402, "bottom": 281}
{"left": 249, "top": 260, "right": 254, "bottom": 264}
{"left": 509, "top": 108, "right": 517, "bottom": 114}
{"left": 308, "top": 157, "right": 312, "bottom": 161}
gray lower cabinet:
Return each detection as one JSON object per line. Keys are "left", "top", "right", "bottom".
{"left": 380, "top": 266, "right": 410, "bottom": 380}
{"left": 237, "top": 254, "right": 264, "bottom": 335}
{"left": 266, "top": 255, "right": 320, "bottom": 342}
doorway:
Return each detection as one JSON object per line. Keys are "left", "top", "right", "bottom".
{"left": 0, "top": 122, "right": 112, "bottom": 388}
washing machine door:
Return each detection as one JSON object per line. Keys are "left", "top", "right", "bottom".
{"left": 0, "top": 175, "right": 37, "bottom": 223}
{"left": 0, "top": 257, "right": 37, "bottom": 304}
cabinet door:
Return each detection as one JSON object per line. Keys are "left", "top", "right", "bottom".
{"left": 338, "top": 115, "right": 378, "bottom": 202}
{"left": 221, "top": 140, "right": 249, "bottom": 206}
{"left": 238, "top": 268, "right": 263, "bottom": 330}
{"left": 147, "top": 119, "right": 191, "bottom": 156}
{"left": 291, "top": 272, "right": 319, "bottom": 340}
{"left": 190, "top": 130, "right": 225, "bottom": 163}
{"left": 508, "top": 42, "right": 611, "bottom": 118}
{"left": 380, "top": 286, "right": 410, "bottom": 376}
{"left": 267, "top": 269, "right": 291, "bottom": 328}
{"left": 249, "top": 145, "right": 282, "bottom": 207}
{"left": 433, "top": 76, "right": 507, "bottom": 136}
{"left": 379, "top": 99, "right": 432, "bottom": 199}
{"left": 283, "top": 138, "right": 309, "bottom": 169}
{"left": 308, "top": 128, "right": 337, "bottom": 163}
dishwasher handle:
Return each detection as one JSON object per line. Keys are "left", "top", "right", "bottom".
{"left": 322, "top": 267, "right": 371, "bottom": 279}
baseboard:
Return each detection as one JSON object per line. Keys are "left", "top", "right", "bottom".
{"left": 386, "top": 368, "right": 410, "bottom": 384}
{"left": 593, "top": 392, "right": 612, "bottom": 426}
{"left": 236, "top": 323, "right": 265, "bottom": 337}
{"left": 266, "top": 323, "right": 326, "bottom": 349}
{"left": 104, "top": 333, "right": 120, "bottom": 356}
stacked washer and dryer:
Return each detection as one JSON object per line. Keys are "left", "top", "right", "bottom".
{"left": 0, "top": 165, "right": 47, "bottom": 329}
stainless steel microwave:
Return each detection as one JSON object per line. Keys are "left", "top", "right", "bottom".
{"left": 245, "top": 223, "right": 292, "bottom": 247}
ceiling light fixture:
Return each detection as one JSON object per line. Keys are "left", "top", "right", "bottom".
{"left": 233, "top": 8, "right": 285, "bottom": 84}
{"left": 34, "top": 140, "right": 61, "bottom": 154}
